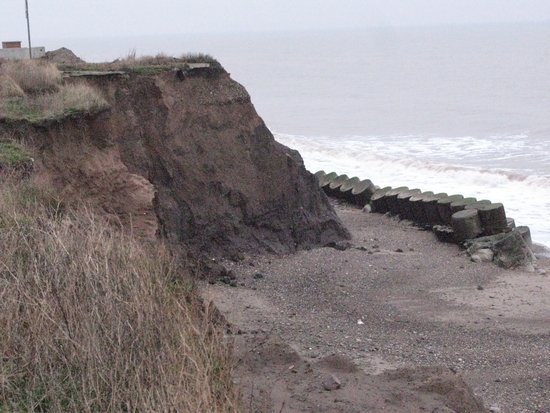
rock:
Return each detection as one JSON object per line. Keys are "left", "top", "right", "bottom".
{"left": 395, "top": 248, "right": 404, "bottom": 253}
{"left": 230, "top": 252, "right": 245, "bottom": 262}
{"left": 465, "top": 229, "right": 535, "bottom": 270}
{"left": 433, "top": 225, "right": 455, "bottom": 243}
{"left": 493, "top": 231, "right": 536, "bottom": 270}
{"left": 470, "top": 248, "right": 494, "bottom": 263}
{"left": 489, "top": 406, "right": 501, "bottom": 413}
{"left": 362, "top": 204, "right": 372, "bottom": 213}
{"left": 477, "top": 285, "right": 484, "bottom": 290}
{"left": 322, "top": 374, "right": 341, "bottom": 391}
{"left": 325, "top": 241, "right": 353, "bottom": 251}
{"left": 253, "top": 272, "right": 266, "bottom": 280}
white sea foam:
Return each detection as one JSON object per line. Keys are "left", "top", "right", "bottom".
{"left": 275, "top": 133, "right": 550, "bottom": 247}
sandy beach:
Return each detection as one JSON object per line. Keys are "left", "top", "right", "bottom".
{"left": 204, "top": 202, "right": 550, "bottom": 412}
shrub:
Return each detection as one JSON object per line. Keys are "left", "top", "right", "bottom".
{"left": 0, "top": 181, "right": 239, "bottom": 412}
{"left": 0, "top": 60, "right": 62, "bottom": 94}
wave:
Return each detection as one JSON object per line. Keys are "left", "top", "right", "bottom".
{"left": 275, "top": 132, "right": 550, "bottom": 246}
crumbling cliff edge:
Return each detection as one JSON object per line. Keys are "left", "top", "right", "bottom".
{"left": 1, "top": 64, "right": 349, "bottom": 257}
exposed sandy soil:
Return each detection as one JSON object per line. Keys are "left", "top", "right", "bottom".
{"left": 203, "top": 202, "right": 550, "bottom": 413}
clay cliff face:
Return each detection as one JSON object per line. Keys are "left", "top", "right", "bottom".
{"left": 1, "top": 67, "right": 349, "bottom": 256}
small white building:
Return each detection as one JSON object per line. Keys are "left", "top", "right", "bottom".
{"left": 0, "top": 41, "right": 45, "bottom": 60}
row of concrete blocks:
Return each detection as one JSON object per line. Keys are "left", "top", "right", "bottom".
{"left": 315, "top": 171, "right": 531, "bottom": 245}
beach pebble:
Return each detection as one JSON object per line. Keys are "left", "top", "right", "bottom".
{"left": 471, "top": 248, "right": 494, "bottom": 263}
{"left": 322, "top": 374, "right": 341, "bottom": 391}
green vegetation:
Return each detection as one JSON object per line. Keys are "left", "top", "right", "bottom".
{"left": 0, "top": 61, "right": 109, "bottom": 123}
{"left": 59, "top": 52, "right": 223, "bottom": 74}
{"left": 0, "top": 179, "right": 239, "bottom": 412}
{"left": 0, "top": 141, "right": 32, "bottom": 169}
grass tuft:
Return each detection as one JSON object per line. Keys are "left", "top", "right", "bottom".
{"left": 0, "top": 180, "right": 239, "bottom": 412}
{"left": 0, "top": 60, "right": 62, "bottom": 94}
{"left": 0, "top": 75, "right": 25, "bottom": 99}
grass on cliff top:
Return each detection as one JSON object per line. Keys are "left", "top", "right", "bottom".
{"left": 0, "top": 61, "right": 109, "bottom": 123}
{"left": 60, "top": 52, "right": 223, "bottom": 74}
{"left": 0, "top": 178, "right": 239, "bottom": 412}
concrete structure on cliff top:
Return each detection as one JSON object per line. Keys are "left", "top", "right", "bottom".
{"left": 0, "top": 41, "right": 45, "bottom": 60}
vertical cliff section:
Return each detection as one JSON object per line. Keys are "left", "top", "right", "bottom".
{"left": 1, "top": 67, "right": 348, "bottom": 256}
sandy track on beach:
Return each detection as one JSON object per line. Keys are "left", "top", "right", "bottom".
{"left": 204, "top": 203, "right": 550, "bottom": 412}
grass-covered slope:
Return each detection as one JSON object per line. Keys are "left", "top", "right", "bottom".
{"left": 0, "top": 60, "right": 109, "bottom": 123}
{"left": 0, "top": 174, "right": 239, "bottom": 412}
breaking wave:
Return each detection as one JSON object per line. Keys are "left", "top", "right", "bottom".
{"left": 275, "top": 132, "right": 550, "bottom": 246}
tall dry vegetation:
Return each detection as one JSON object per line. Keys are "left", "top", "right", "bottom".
{"left": 0, "top": 177, "right": 239, "bottom": 412}
{"left": 0, "top": 60, "right": 108, "bottom": 121}
{"left": 0, "top": 60, "right": 62, "bottom": 94}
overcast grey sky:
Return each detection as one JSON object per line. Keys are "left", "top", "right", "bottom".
{"left": 1, "top": 0, "right": 550, "bottom": 42}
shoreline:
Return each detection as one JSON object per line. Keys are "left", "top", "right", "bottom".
{"left": 204, "top": 202, "right": 550, "bottom": 412}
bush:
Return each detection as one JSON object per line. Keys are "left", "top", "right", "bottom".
{"left": 0, "top": 181, "right": 239, "bottom": 412}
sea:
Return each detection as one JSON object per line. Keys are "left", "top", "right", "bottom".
{"left": 43, "top": 24, "right": 550, "bottom": 247}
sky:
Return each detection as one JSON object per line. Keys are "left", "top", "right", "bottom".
{"left": 1, "top": 0, "right": 550, "bottom": 43}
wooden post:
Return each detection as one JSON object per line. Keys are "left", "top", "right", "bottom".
{"left": 351, "top": 179, "right": 376, "bottom": 207}
{"left": 327, "top": 174, "right": 349, "bottom": 198}
{"left": 450, "top": 197, "right": 477, "bottom": 214}
{"left": 437, "top": 194, "right": 464, "bottom": 225}
{"left": 477, "top": 203, "right": 507, "bottom": 235}
{"left": 339, "top": 177, "right": 360, "bottom": 202}
{"left": 396, "top": 189, "right": 421, "bottom": 220}
{"left": 423, "top": 193, "right": 447, "bottom": 226}
{"left": 410, "top": 191, "right": 434, "bottom": 224}
{"left": 319, "top": 172, "right": 338, "bottom": 190}
{"left": 384, "top": 186, "right": 409, "bottom": 215}
{"left": 451, "top": 209, "right": 483, "bottom": 243}
{"left": 25, "top": 0, "right": 33, "bottom": 59}
{"left": 370, "top": 186, "right": 392, "bottom": 213}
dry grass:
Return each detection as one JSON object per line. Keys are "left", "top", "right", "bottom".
{"left": 59, "top": 52, "right": 222, "bottom": 74}
{"left": 0, "top": 75, "right": 25, "bottom": 99}
{"left": 31, "top": 83, "right": 110, "bottom": 118}
{"left": 0, "top": 179, "right": 239, "bottom": 412}
{"left": 0, "top": 60, "right": 62, "bottom": 94}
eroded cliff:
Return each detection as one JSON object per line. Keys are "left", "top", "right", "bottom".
{"left": 0, "top": 65, "right": 348, "bottom": 256}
